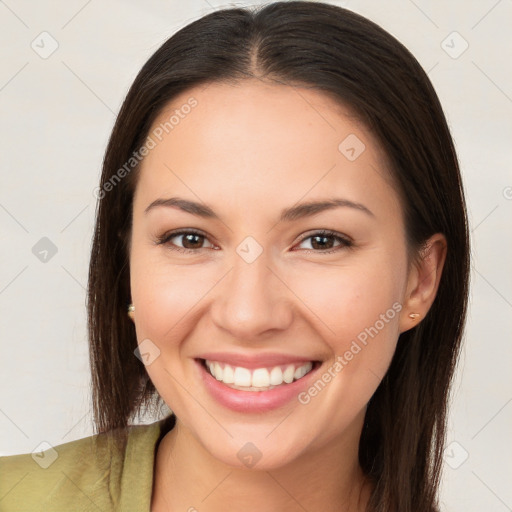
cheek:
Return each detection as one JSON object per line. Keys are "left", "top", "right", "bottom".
{"left": 130, "top": 261, "right": 211, "bottom": 343}
{"left": 129, "top": 259, "right": 215, "bottom": 407}
{"left": 284, "top": 254, "right": 405, "bottom": 386}
{"left": 287, "top": 254, "right": 404, "bottom": 335}
{"left": 288, "top": 260, "right": 404, "bottom": 437}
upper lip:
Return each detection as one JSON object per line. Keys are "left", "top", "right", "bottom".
{"left": 196, "top": 352, "right": 319, "bottom": 369}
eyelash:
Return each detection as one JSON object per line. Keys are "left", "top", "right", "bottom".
{"left": 155, "top": 228, "right": 353, "bottom": 255}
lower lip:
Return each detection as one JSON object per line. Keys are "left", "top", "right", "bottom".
{"left": 195, "top": 359, "right": 321, "bottom": 413}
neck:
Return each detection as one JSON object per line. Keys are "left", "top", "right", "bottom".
{"left": 151, "top": 414, "right": 372, "bottom": 512}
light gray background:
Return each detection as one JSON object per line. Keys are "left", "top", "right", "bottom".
{"left": 0, "top": 1, "right": 511, "bottom": 510}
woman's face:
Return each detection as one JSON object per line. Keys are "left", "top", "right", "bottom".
{"left": 129, "top": 79, "right": 414, "bottom": 469}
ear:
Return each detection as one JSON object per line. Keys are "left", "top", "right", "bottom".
{"left": 399, "top": 233, "right": 447, "bottom": 333}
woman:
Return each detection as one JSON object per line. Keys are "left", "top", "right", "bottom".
{"left": 0, "top": 2, "right": 469, "bottom": 511}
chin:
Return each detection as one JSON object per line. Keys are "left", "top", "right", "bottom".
{"left": 192, "top": 424, "right": 313, "bottom": 471}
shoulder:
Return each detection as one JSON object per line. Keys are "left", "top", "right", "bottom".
{"left": 0, "top": 431, "right": 115, "bottom": 512}
{"left": 0, "top": 415, "right": 174, "bottom": 512}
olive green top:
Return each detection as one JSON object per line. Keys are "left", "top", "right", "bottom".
{"left": 0, "top": 415, "right": 175, "bottom": 511}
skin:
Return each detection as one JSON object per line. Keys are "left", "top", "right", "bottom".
{"left": 127, "top": 79, "right": 447, "bottom": 512}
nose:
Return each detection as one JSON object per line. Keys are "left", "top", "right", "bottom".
{"left": 210, "top": 248, "right": 293, "bottom": 340}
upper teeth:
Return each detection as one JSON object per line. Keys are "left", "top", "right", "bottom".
{"left": 205, "top": 360, "right": 313, "bottom": 390}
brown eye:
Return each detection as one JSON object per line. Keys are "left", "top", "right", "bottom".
{"left": 295, "top": 230, "right": 352, "bottom": 254}
{"left": 177, "top": 233, "right": 205, "bottom": 249}
{"left": 157, "top": 229, "right": 216, "bottom": 253}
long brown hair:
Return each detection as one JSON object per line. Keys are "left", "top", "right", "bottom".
{"left": 87, "top": 2, "right": 470, "bottom": 510}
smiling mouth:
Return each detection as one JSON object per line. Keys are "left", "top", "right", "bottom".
{"left": 199, "top": 358, "right": 320, "bottom": 392}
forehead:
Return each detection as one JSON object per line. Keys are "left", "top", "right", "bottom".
{"left": 134, "top": 79, "right": 400, "bottom": 222}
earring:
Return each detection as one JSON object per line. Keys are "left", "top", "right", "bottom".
{"left": 408, "top": 313, "right": 420, "bottom": 319}
{"left": 128, "top": 303, "right": 135, "bottom": 320}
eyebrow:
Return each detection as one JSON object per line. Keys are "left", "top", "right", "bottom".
{"left": 144, "top": 196, "right": 374, "bottom": 221}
